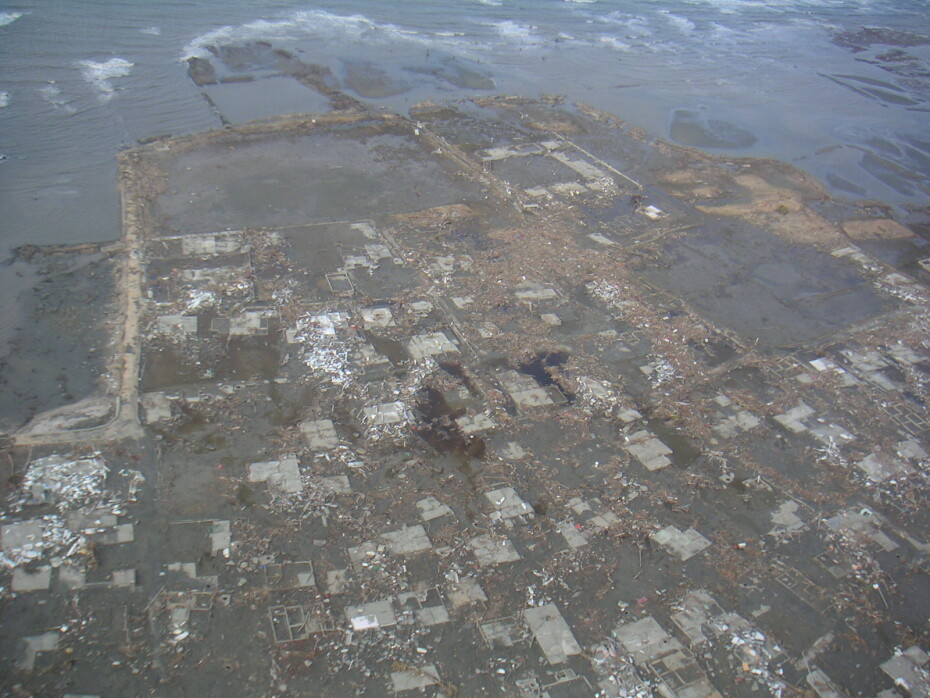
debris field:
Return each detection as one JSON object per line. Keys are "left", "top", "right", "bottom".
{"left": 2, "top": 96, "right": 930, "bottom": 697}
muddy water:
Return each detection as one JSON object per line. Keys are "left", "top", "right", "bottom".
{"left": 2, "top": 0, "right": 929, "bottom": 430}
{"left": 517, "top": 349, "right": 576, "bottom": 404}
{"left": 637, "top": 223, "right": 896, "bottom": 349}
{"left": 2, "top": 0, "right": 929, "bottom": 256}
{"left": 413, "top": 385, "right": 487, "bottom": 460}
{"left": 141, "top": 335, "right": 280, "bottom": 392}
{"left": 152, "top": 127, "right": 481, "bottom": 234}
{"left": 0, "top": 251, "right": 114, "bottom": 431}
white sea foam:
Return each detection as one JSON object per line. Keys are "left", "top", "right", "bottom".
{"left": 185, "top": 14, "right": 358, "bottom": 58}
{"left": 39, "top": 83, "right": 75, "bottom": 114}
{"left": 597, "top": 35, "right": 631, "bottom": 51}
{"left": 0, "top": 11, "right": 23, "bottom": 27}
{"left": 181, "top": 9, "right": 498, "bottom": 63}
{"left": 488, "top": 19, "right": 539, "bottom": 43}
{"left": 39, "top": 84, "right": 60, "bottom": 101}
{"left": 78, "top": 57, "right": 133, "bottom": 102}
{"left": 140, "top": 26, "right": 161, "bottom": 36}
{"left": 708, "top": 21, "right": 739, "bottom": 41}
{"left": 662, "top": 12, "right": 696, "bottom": 33}
{"left": 475, "top": 0, "right": 503, "bottom": 5}
{"left": 0, "top": 91, "right": 8, "bottom": 108}
{"left": 599, "top": 12, "right": 654, "bottom": 38}
{"left": 680, "top": 0, "right": 776, "bottom": 13}
{"left": 181, "top": 10, "right": 433, "bottom": 60}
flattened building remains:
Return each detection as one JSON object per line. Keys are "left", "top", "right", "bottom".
{"left": 2, "top": 95, "right": 930, "bottom": 697}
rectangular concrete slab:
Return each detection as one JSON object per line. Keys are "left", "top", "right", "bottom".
{"left": 524, "top": 604, "right": 582, "bottom": 664}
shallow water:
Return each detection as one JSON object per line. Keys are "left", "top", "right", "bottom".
{"left": 0, "top": 1, "right": 928, "bottom": 260}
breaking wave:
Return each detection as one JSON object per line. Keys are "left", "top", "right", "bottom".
{"left": 0, "top": 91, "right": 8, "bottom": 108}
{"left": 78, "top": 57, "right": 134, "bottom": 102}
{"left": 0, "top": 11, "right": 23, "bottom": 27}
{"left": 598, "top": 12, "right": 655, "bottom": 38}
{"left": 488, "top": 19, "right": 539, "bottom": 43}
{"left": 662, "top": 12, "right": 697, "bottom": 33}
{"left": 597, "top": 35, "right": 632, "bottom": 51}
{"left": 181, "top": 10, "right": 442, "bottom": 60}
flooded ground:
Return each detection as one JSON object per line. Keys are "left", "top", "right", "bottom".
{"left": 3, "top": 0, "right": 930, "bottom": 253}
{"left": 1, "top": 96, "right": 930, "bottom": 697}
{"left": 0, "top": 246, "right": 116, "bottom": 432}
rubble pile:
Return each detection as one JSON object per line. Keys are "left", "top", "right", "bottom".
{"left": 15, "top": 454, "right": 108, "bottom": 511}
{"left": 0, "top": 515, "right": 76, "bottom": 569}
{"left": 293, "top": 312, "right": 360, "bottom": 386}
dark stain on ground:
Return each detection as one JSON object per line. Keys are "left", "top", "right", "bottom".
{"left": 518, "top": 349, "right": 576, "bottom": 403}
{"left": 649, "top": 417, "right": 701, "bottom": 469}
{"left": 413, "top": 386, "right": 486, "bottom": 459}
{"left": 367, "top": 332, "right": 409, "bottom": 365}
{"left": 448, "top": 219, "right": 492, "bottom": 251}
{"left": 687, "top": 336, "right": 738, "bottom": 368}
{"left": 167, "top": 406, "right": 229, "bottom": 452}
{"left": 531, "top": 497, "right": 549, "bottom": 517}
{"left": 437, "top": 360, "right": 483, "bottom": 397}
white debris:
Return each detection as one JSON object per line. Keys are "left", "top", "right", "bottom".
{"left": 292, "top": 312, "right": 360, "bottom": 386}
{"left": 1, "top": 515, "right": 81, "bottom": 569}
{"left": 17, "top": 454, "right": 108, "bottom": 511}
{"left": 729, "top": 628, "right": 787, "bottom": 695}
{"left": 587, "top": 280, "right": 632, "bottom": 310}
{"left": 639, "top": 359, "right": 677, "bottom": 387}
{"left": 183, "top": 288, "right": 216, "bottom": 312}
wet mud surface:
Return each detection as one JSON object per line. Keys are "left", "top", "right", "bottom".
{"left": 152, "top": 121, "right": 484, "bottom": 235}
{"left": 0, "top": 249, "right": 116, "bottom": 432}
{"left": 636, "top": 223, "right": 894, "bottom": 348}
{"left": 669, "top": 108, "right": 758, "bottom": 150}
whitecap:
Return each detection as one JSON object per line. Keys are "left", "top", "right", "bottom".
{"left": 140, "top": 26, "right": 161, "bottom": 36}
{"left": 475, "top": 0, "right": 503, "bottom": 5}
{"left": 662, "top": 12, "right": 696, "bottom": 33}
{"left": 39, "top": 84, "right": 77, "bottom": 114}
{"left": 184, "top": 17, "right": 324, "bottom": 59}
{"left": 597, "top": 35, "right": 631, "bottom": 51}
{"left": 39, "top": 84, "right": 60, "bottom": 100}
{"left": 0, "top": 91, "right": 8, "bottom": 107}
{"left": 183, "top": 20, "right": 298, "bottom": 59}
{"left": 0, "top": 11, "right": 23, "bottom": 28}
{"left": 180, "top": 12, "right": 373, "bottom": 60}
{"left": 680, "top": 0, "right": 770, "bottom": 13}
{"left": 599, "top": 12, "right": 654, "bottom": 38}
{"left": 78, "top": 57, "right": 133, "bottom": 102}
{"left": 708, "top": 21, "right": 739, "bottom": 40}
{"left": 489, "top": 20, "right": 537, "bottom": 42}
{"left": 181, "top": 9, "right": 487, "bottom": 61}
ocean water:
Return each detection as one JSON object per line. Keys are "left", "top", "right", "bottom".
{"left": 0, "top": 0, "right": 928, "bottom": 254}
